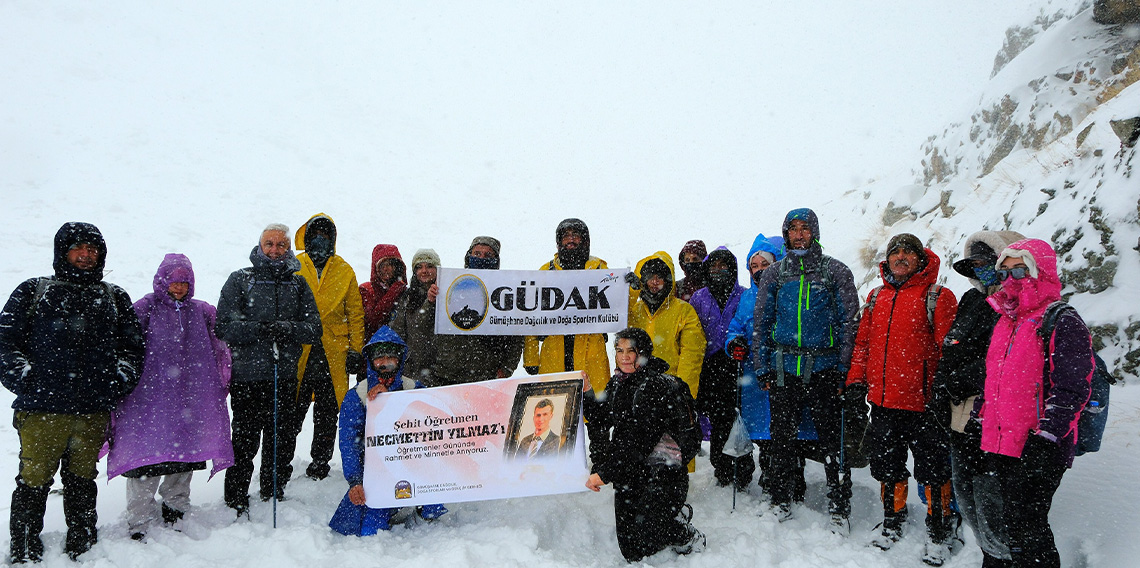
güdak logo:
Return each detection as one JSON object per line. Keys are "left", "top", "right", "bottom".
{"left": 446, "top": 275, "right": 489, "bottom": 330}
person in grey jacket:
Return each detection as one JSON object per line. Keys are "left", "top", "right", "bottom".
{"left": 216, "top": 223, "right": 321, "bottom": 516}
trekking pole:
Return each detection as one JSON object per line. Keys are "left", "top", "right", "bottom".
{"left": 839, "top": 403, "right": 846, "bottom": 485}
{"left": 272, "top": 340, "right": 280, "bottom": 529}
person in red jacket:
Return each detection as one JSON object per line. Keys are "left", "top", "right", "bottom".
{"left": 846, "top": 233, "right": 960, "bottom": 566}
{"left": 359, "top": 244, "right": 406, "bottom": 338}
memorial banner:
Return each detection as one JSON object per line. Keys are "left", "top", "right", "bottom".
{"left": 433, "top": 267, "right": 630, "bottom": 336}
{"left": 363, "top": 372, "right": 591, "bottom": 509}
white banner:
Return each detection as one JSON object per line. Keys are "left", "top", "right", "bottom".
{"left": 433, "top": 267, "right": 630, "bottom": 336}
{"left": 363, "top": 372, "right": 591, "bottom": 508}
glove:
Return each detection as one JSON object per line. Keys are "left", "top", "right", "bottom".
{"left": 727, "top": 337, "right": 749, "bottom": 361}
{"left": 345, "top": 351, "right": 364, "bottom": 377}
{"left": 757, "top": 372, "right": 775, "bottom": 391}
{"left": 623, "top": 272, "right": 641, "bottom": 290}
{"left": 841, "top": 382, "right": 867, "bottom": 404}
{"left": 1021, "top": 431, "right": 1060, "bottom": 474}
{"left": 524, "top": 366, "right": 540, "bottom": 376}
{"left": 963, "top": 416, "right": 982, "bottom": 439}
{"left": 262, "top": 321, "right": 292, "bottom": 342}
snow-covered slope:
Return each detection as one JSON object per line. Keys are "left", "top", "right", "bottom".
{"left": 842, "top": 8, "right": 1140, "bottom": 380}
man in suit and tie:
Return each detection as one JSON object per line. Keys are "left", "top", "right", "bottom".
{"left": 513, "top": 399, "right": 565, "bottom": 460}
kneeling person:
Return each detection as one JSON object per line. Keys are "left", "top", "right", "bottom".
{"left": 584, "top": 327, "right": 704, "bottom": 562}
{"left": 329, "top": 327, "right": 446, "bottom": 535}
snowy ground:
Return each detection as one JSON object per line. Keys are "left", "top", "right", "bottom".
{"left": 1, "top": 382, "right": 1138, "bottom": 568}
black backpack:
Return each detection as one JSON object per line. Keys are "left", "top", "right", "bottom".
{"left": 1038, "top": 301, "right": 1117, "bottom": 456}
{"left": 636, "top": 372, "right": 701, "bottom": 465}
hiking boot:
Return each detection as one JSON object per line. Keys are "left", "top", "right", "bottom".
{"left": 130, "top": 531, "right": 146, "bottom": 542}
{"left": 259, "top": 489, "right": 286, "bottom": 502}
{"left": 672, "top": 525, "right": 706, "bottom": 555}
{"left": 8, "top": 535, "right": 44, "bottom": 564}
{"left": 230, "top": 500, "right": 250, "bottom": 522}
{"left": 61, "top": 472, "right": 98, "bottom": 561}
{"left": 9, "top": 481, "right": 49, "bottom": 564}
{"left": 774, "top": 503, "right": 794, "bottom": 523}
{"left": 870, "top": 521, "right": 903, "bottom": 550}
{"left": 416, "top": 504, "right": 448, "bottom": 523}
{"left": 677, "top": 503, "right": 693, "bottom": 524}
{"left": 161, "top": 503, "right": 184, "bottom": 526}
{"left": 923, "top": 537, "right": 951, "bottom": 566}
{"left": 64, "top": 526, "right": 97, "bottom": 561}
{"left": 305, "top": 462, "right": 330, "bottom": 481}
{"left": 829, "top": 513, "right": 850, "bottom": 536}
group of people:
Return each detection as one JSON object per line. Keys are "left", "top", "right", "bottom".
{"left": 0, "top": 210, "right": 1096, "bottom": 568}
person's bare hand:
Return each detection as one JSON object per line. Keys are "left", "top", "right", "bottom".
{"left": 349, "top": 484, "right": 366, "bottom": 505}
{"left": 586, "top": 473, "right": 605, "bottom": 492}
{"left": 367, "top": 383, "right": 388, "bottom": 400}
{"left": 427, "top": 283, "right": 439, "bottom": 303}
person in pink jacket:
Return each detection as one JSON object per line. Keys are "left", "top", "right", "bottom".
{"left": 978, "top": 238, "right": 1093, "bottom": 568}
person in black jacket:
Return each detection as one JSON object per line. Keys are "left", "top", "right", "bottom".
{"left": 0, "top": 222, "right": 144, "bottom": 562}
{"left": 931, "top": 230, "right": 1024, "bottom": 568}
{"left": 584, "top": 327, "right": 703, "bottom": 562}
{"left": 216, "top": 223, "right": 322, "bottom": 515}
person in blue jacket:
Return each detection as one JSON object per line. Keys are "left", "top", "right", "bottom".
{"left": 724, "top": 233, "right": 819, "bottom": 500}
{"left": 329, "top": 326, "right": 447, "bottom": 535}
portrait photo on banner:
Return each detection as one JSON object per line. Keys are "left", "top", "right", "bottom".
{"left": 502, "top": 380, "right": 582, "bottom": 462}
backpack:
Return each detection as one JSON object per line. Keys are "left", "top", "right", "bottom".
{"left": 1038, "top": 301, "right": 1117, "bottom": 456}
{"left": 861, "top": 283, "right": 944, "bottom": 330}
{"left": 636, "top": 372, "right": 701, "bottom": 465}
{"left": 25, "top": 277, "right": 118, "bottom": 322}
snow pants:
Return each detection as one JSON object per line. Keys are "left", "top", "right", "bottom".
{"left": 991, "top": 450, "right": 1066, "bottom": 568}
{"left": 613, "top": 463, "right": 689, "bottom": 562}
{"left": 698, "top": 352, "right": 754, "bottom": 486}
{"left": 290, "top": 343, "right": 338, "bottom": 477}
{"left": 126, "top": 472, "right": 192, "bottom": 531}
{"left": 950, "top": 430, "right": 1010, "bottom": 563}
{"left": 10, "top": 412, "right": 106, "bottom": 561}
{"left": 867, "top": 405, "right": 951, "bottom": 485}
{"left": 767, "top": 370, "right": 850, "bottom": 515}
{"left": 225, "top": 378, "right": 298, "bottom": 509}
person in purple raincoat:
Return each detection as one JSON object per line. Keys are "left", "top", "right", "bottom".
{"left": 689, "top": 246, "right": 753, "bottom": 488}
{"left": 108, "top": 254, "right": 233, "bottom": 540}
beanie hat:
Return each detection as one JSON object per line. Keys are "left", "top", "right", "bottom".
{"left": 467, "top": 236, "right": 501, "bottom": 257}
{"left": 411, "top": 248, "right": 441, "bottom": 269}
{"left": 886, "top": 233, "right": 928, "bottom": 265}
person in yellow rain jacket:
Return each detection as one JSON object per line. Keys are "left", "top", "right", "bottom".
{"left": 628, "top": 251, "right": 705, "bottom": 400}
{"left": 290, "top": 213, "right": 366, "bottom": 480}
{"left": 522, "top": 218, "right": 611, "bottom": 393}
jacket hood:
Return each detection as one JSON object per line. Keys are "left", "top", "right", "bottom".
{"left": 782, "top": 208, "right": 821, "bottom": 254}
{"left": 369, "top": 244, "right": 406, "bottom": 288}
{"left": 877, "top": 247, "right": 941, "bottom": 290}
{"left": 704, "top": 246, "right": 739, "bottom": 287}
{"left": 295, "top": 213, "right": 338, "bottom": 251}
{"left": 555, "top": 218, "right": 591, "bottom": 268}
{"left": 53, "top": 222, "right": 107, "bottom": 283}
{"left": 361, "top": 326, "right": 408, "bottom": 390}
{"left": 152, "top": 253, "right": 196, "bottom": 302}
{"left": 953, "top": 230, "right": 1026, "bottom": 292}
{"left": 989, "top": 238, "right": 1062, "bottom": 320}
{"left": 679, "top": 240, "right": 707, "bottom": 268}
{"left": 248, "top": 245, "right": 302, "bottom": 274}
{"left": 746, "top": 233, "right": 785, "bottom": 288}
{"left": 635, "top": 251, "right": 677, "bottom": 297}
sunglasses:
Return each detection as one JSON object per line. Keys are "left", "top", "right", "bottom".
{"left": 996, "top": 267, "right": 1031, "bottom": 281}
